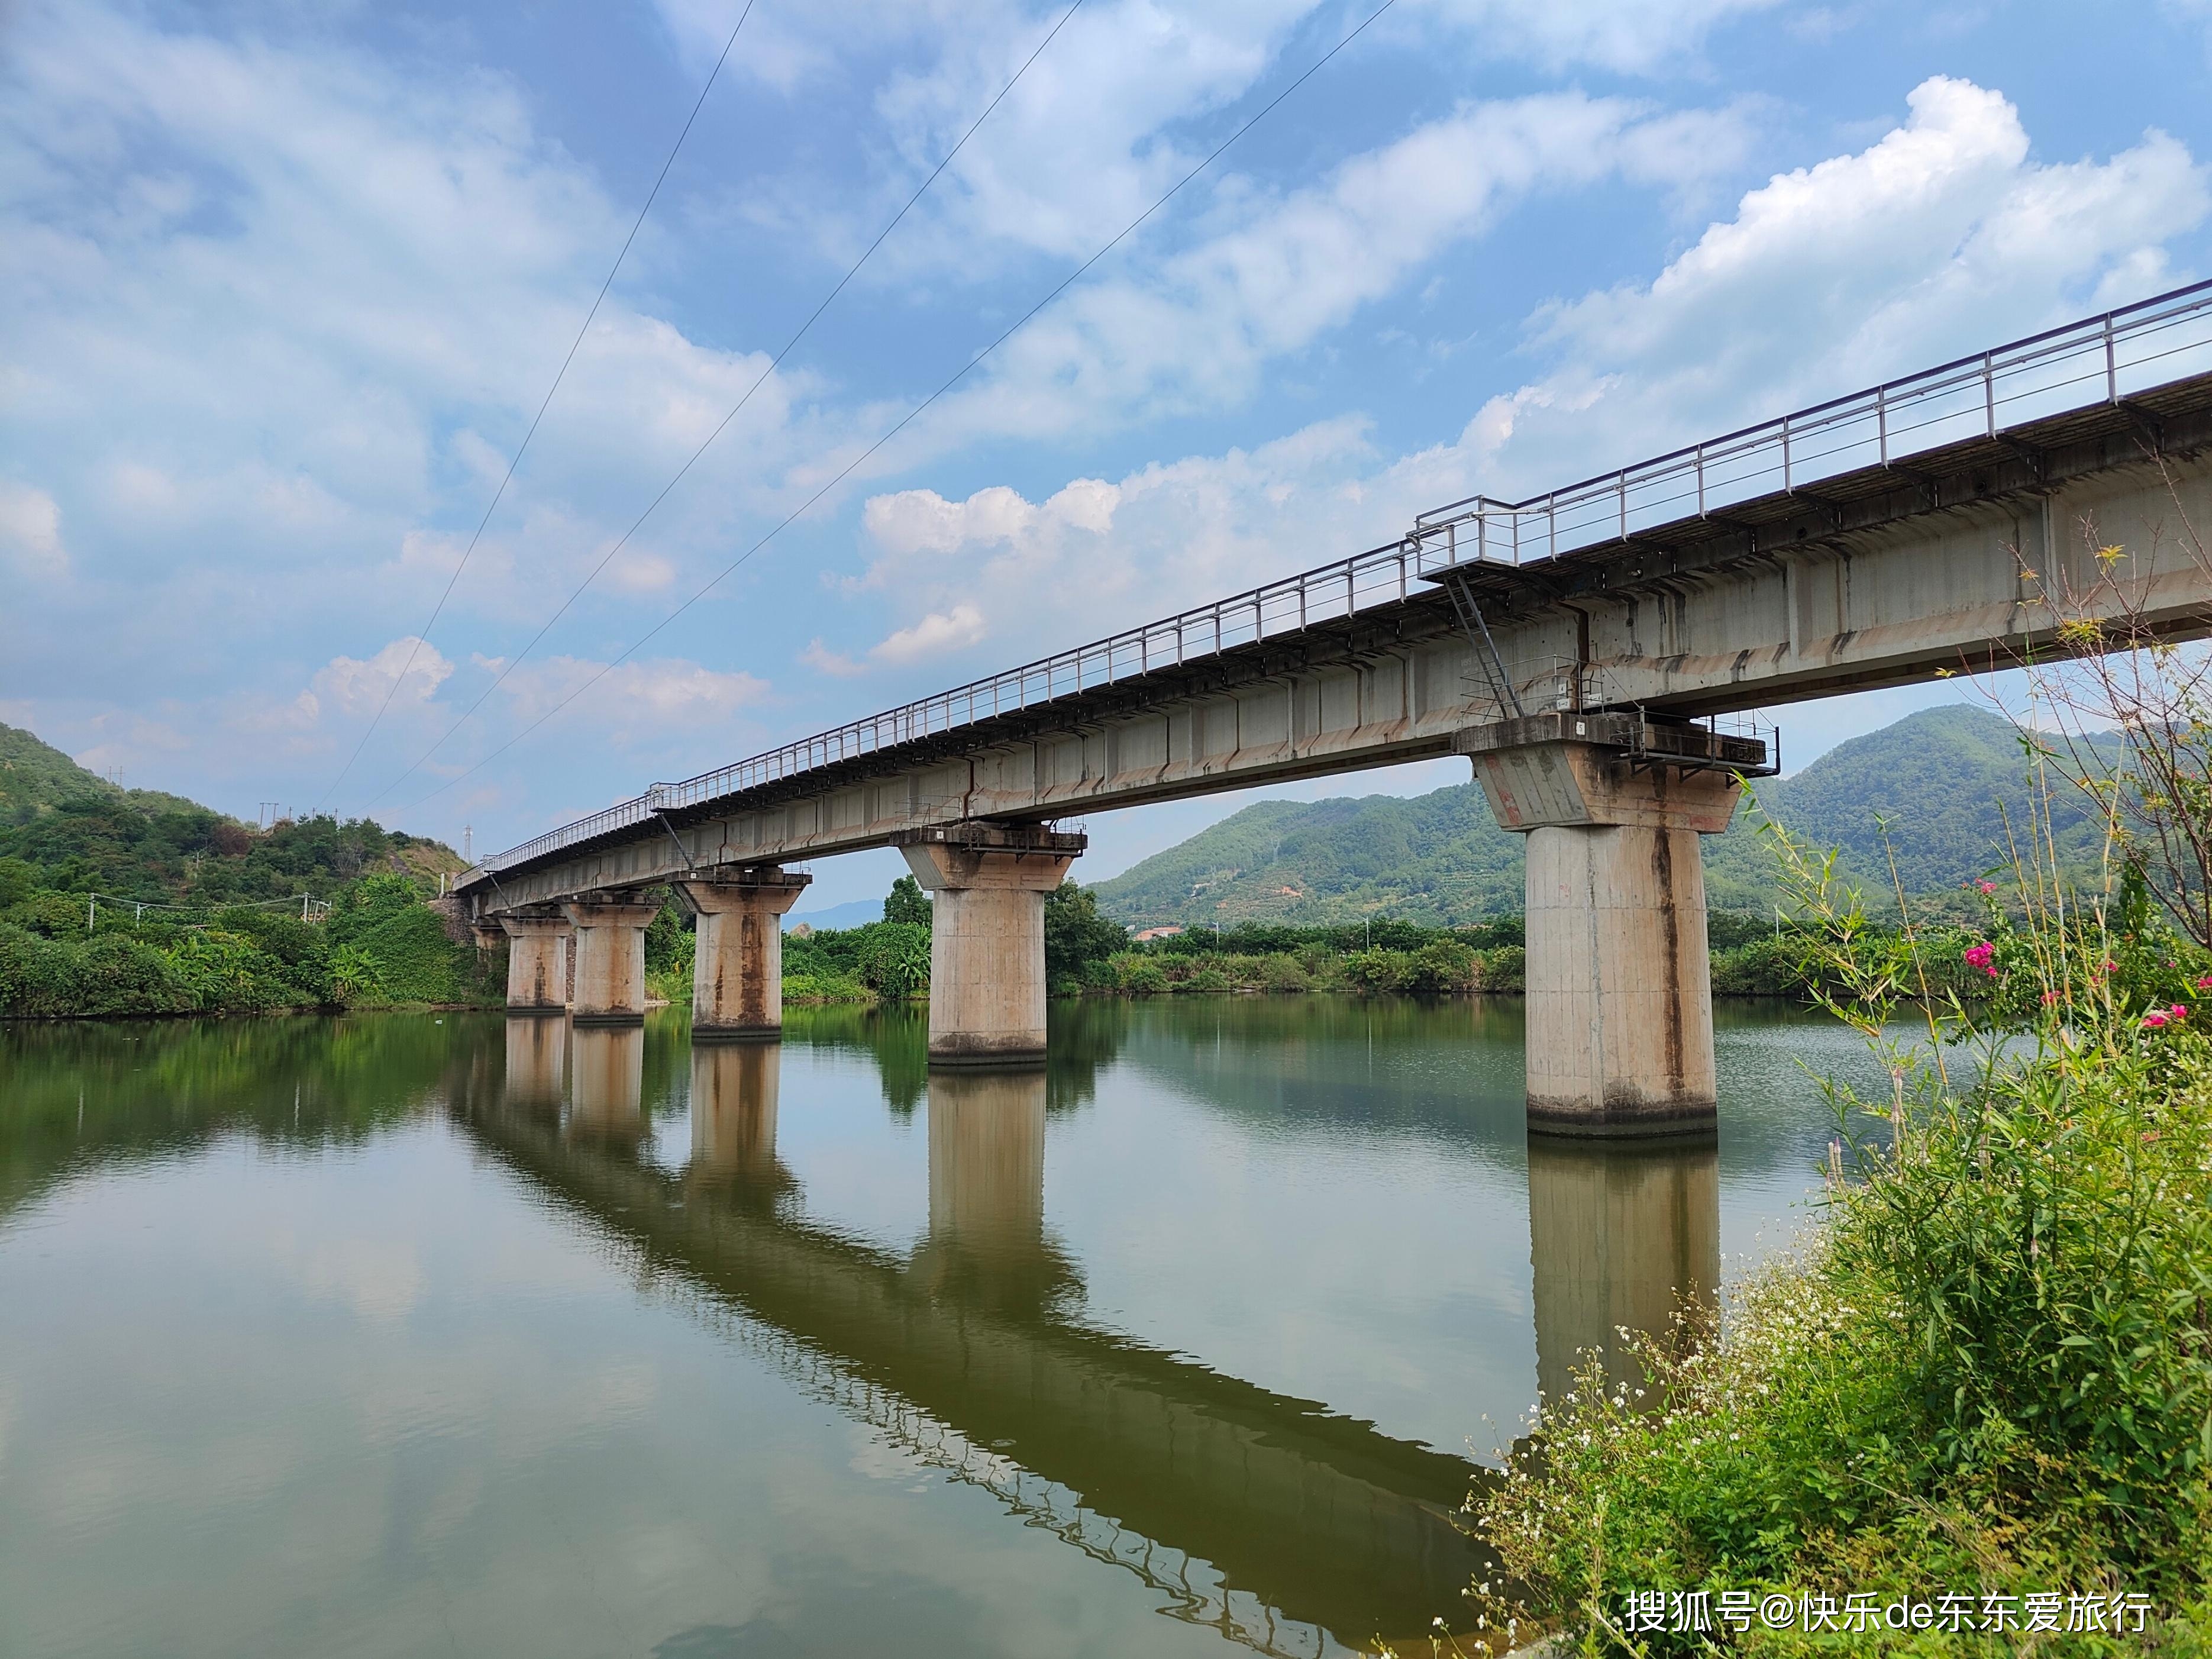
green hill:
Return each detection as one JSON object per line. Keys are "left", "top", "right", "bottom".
{"left": 0, "top": 721, "right": 206, "bottom": 819}
{"left": 0, "top": 721, "right": 464, "bottom": 906}
{"left": 1091, "top": 706, "right": 2108, "bottom": 927}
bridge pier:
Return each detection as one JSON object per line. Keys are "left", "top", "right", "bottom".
{"left": 1464, "top": 715, "right": 1750, "bottom": 1138}
{"left": 897, "top": 826, "right": 1086, "bottom": 1067}
{"left": 499, "top": 911, "right": 571, "bottom": 1013}
{"left": 679, "top": 870, "right": 810, "bottom": 1041}
{"left": 560, "top": 895, "right": 659, "bottom": 1026}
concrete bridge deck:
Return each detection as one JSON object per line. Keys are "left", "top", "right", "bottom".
{"left": 455, "top": 284, "right": 2212, "bottom": 1132}
{"left": 460, "top": 283, "right": 2212, "bottom": 904}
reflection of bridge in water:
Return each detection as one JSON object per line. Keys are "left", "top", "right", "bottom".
{"left": 471, "top": 1016, "right": 1721, "bottom": 1654}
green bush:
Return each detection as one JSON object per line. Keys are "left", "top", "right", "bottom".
{"left": 1407, "top": 938, "right": 1477, "bottom": 991}
{"left": 1180, "top": 966, "right": 1232, "bottom": 993}
{"left": 1045, "top": 882, "right": 1126, "bottom": 982}
{"left": 1111, "top": 954, "right": 1168, "bottom": 996}
{"left": 1476, "top": 943, "right": 1525, "bottom": 992}
{"left": 345, "top": 906, "right": 473, "bottom": 1004}
{"left": 1343, "top": 947, "right": 1412, "bottom": 993}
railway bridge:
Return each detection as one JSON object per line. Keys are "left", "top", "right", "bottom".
{"left": 459, "top": 284, "right": 2212, "bottom": 1136}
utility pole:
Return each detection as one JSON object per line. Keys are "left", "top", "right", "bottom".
{"left": 463, "top": 824, "right": 473, "bottom": 862}
{"left": 87, "top": 893, "right": 95, "bottom": 932}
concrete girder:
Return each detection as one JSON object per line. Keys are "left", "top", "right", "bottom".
{"left": 461, "top": 390, "right": 2212, "bottom": 921}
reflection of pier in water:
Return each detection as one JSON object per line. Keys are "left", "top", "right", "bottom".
{"left": 1529, "top": 1137, "right": 1720, "bottom": 1409}
{"left": 470, "top": 1021, "right": 1488, "bottom": 1654}
{"left": 467, "top": 1015, "right": 1725, "bottom": 1654}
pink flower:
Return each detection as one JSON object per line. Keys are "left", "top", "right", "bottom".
{"left": 2041, "top": 990, "right": 2060, "bottom": 1006}
{"left": 1963, "top": 943, "right": 1995, "bottom": 970}
{"left": 2172, "top": 1005, "right": 2189, "bottom": 1019}
{"left": 1978, "top": 880, "right": 1997, "bottom": 895}
{"left": 2196, "top": 976, "right": 2212, "bottom": 993}
{"left": 2143, "top": 1011, "right": 2170, "bottom": 1029}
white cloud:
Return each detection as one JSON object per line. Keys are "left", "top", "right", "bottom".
{"left": 664, "top": 0, "right": 1772, "bottom": 277}
{"left": 494, "top": 657, "right": 770, "bottom": 730}
{"left": 871, "top": 603, "right": 989, "bottom": 663}
{"left": 827, "top": 78, "right": 2211, "bottom": 682}
{"left": 1412, "top": 0, "right": 1778, "bottom": 73}
{"left": 0, "top": 483, "right": 67, "bottom": 579}
{"left": 1455, "top": 78, "right": 2211, "bottom": 493}
{"left": 913, "top": 92, "right": 1761, "bottom": 449}
{"left": 312, "top": 638, "right": 456, "bottom": 720}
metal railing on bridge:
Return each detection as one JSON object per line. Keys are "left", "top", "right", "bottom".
{"left": 475, "top": 279, "right": 2212, "bottom": 875}
{"left": 1410, "top": 280, "right": 2212, "bottom": 560}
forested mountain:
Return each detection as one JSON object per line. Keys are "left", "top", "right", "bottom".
{"left": 0, "top": 721, "right": 463, "bottom": 906}
{"left": 1091, "top": 706, "right": 2110, "bottom": 927}
{"left": 0, "top": 722, "right": 204, "bottom": 819}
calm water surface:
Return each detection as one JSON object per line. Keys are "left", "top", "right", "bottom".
{"left": 0, "top": 997, "right": 1880, "bottom": 1658}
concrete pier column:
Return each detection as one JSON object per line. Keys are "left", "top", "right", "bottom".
{"left": 569, "top": 1024, "right": 645, "bottom": 1141}
{"left": 499, "top": 912, "right": 571, "bottom": 1013}
{"left": 1464, "top": 716, "right": 1749, "bottom": 1138}
{"left": 503, "top": 1013, "right": 569, "bottom": 1107}
{"left": 1528, "top": 1137, "right": 1720, "bottom": 1407}
{"left": 678, "top": 869, "right": 810, "bottom": 1041}
{"left": 896, "top": 826, "right": 1086, "bottom": 1067}
{"left": 560, "top": 894, "right": 660, "bottom": 1027}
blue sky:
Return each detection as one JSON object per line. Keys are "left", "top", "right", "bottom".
{"left": 5, "top": 0, "right": 2212, "bottom": 910}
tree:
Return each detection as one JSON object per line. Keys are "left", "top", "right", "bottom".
{"left": 1043, "top": 881, "right": 1125, "bottom": 983}
{"left": 883, "top": 874, "right": 932, "bottom": 927}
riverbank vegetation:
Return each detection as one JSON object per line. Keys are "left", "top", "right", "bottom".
{"left": 0, "top": 867, "right": 497, "bottom": 1017}
{"left": 1468, "top": 546, "right": 2212, "bottom": 1654}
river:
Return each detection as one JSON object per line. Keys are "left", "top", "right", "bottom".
{"left": 0, "top": 997, "right": 1886, "bottom": 1658}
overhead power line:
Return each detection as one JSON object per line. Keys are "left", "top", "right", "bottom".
{"left": 312, "top": 0, "right": 762, "bottom": 814}
{"left": 390, "top": 0, "right": 1400, "bottom": 824}
{"left": 359, "top": 0, "right": 1089, "bottom": 815}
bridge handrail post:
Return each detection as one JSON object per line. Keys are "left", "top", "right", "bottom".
{"left": 1984, "top": 351, "right": 1995, "bottom": 436}
{"left": 1782, "top": 414, "right": 1791, "bottom": 493}
{"left": 2106, "top": 317, "right": 2118, "bottom": 402}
